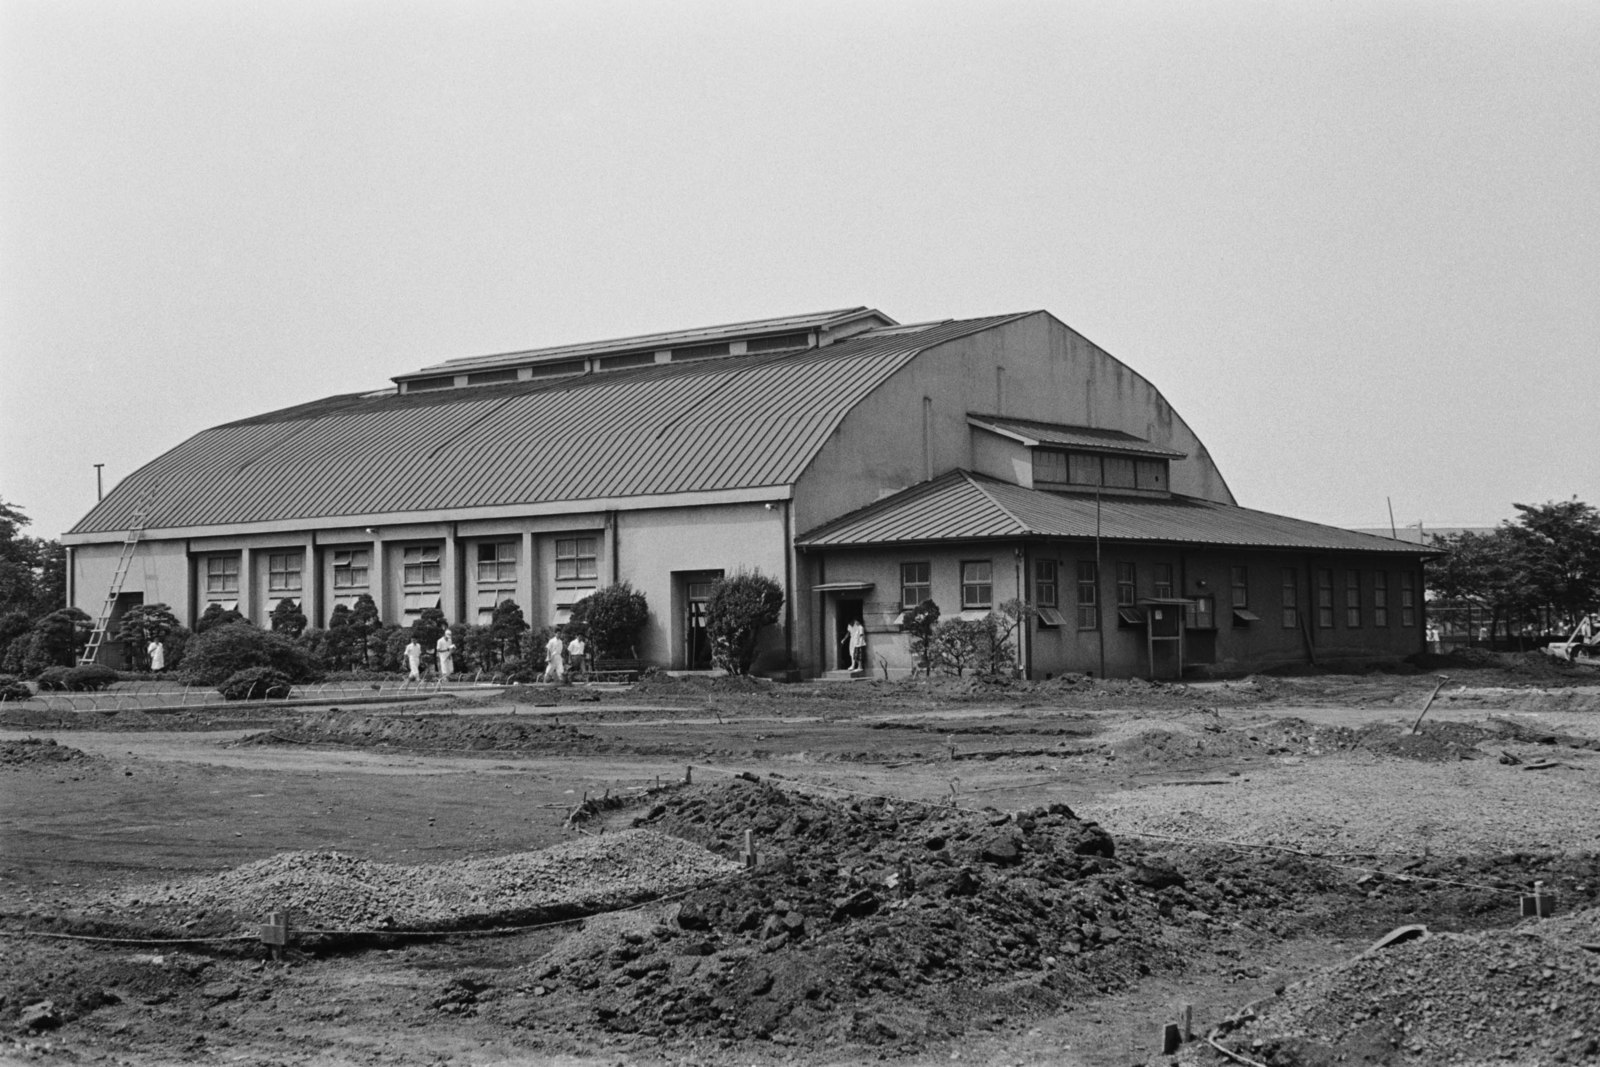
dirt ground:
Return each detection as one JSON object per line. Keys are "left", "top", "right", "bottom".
{"left": 2, "top": 654, "right": 1599, "bottom": 1067}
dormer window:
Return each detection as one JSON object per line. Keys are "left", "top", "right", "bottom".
{"left": 1034, "top": 449, "right": 1168, "bottom": 492}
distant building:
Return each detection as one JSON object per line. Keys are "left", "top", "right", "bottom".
{"left": 66, "top": 308, "right": 1430, "bottom": 678}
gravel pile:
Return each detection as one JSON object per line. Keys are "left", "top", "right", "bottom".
{"left": 1229, "top": 913, "right": 1600, "bottom": 1065}
{"left": 94, "top": 830, "right": 740, "bottom": 930}
{"left": 1085, "top": 748, "right": 1600, "bottom": 857}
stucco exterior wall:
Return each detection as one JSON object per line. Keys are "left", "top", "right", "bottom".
{"left": 804, "top": 541, "right": 1424, "bottom": 680}
{"left": 71, "top": 539, "right": 190, "bottom": 621}
{"left": 615, "top": 502, "right": 790, "bottom": 669}
{"left": 791, "top": 313, "right": 1233, "bottom": 537}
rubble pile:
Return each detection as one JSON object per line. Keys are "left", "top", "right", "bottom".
{"left": 515, "top": 780, "right": 1234, "bottom": 1045}
{"left": 0, "top": 737, "right": 94, "bottom": 767}
{"left": 94, "top": 830, "right": 739, "bottom": 930}
{"left": 1230, "top": 914, "right": 1600, "bottom": 1065}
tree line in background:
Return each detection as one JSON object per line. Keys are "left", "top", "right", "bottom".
{"left": 1425, "top": 498, "right": 1600, "bottom": 646}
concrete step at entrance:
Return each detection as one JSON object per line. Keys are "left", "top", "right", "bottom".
{"left": 821, "top": 668, "right": 869, "bottom": 682}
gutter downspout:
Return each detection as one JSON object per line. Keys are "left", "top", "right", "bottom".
{"left": 783, "top": 501, "right": 795, "bottom": 679}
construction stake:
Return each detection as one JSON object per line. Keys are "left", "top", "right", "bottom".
{"left": 1410, "top": 676, "right": 1450, "bottom": 734}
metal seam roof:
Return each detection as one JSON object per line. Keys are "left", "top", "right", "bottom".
{"left": 70, "top": 316, "right": 1022, "bottom": 536}
{"left": 967, "top": 415, "right": 1188, "bottom": 458}
{"left": 796, "top": 471, "right": 1434, "bottom": 555}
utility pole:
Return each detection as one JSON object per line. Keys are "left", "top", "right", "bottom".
{"left": 94, "top": 464, "right": 104, "bottom": 501}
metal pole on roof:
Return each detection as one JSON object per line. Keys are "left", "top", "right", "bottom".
{"left": 1387, "top": 497, "right": 1398, "bottom": 540}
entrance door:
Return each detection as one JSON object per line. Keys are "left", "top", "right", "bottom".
{"left": 835, "top": 598, "right": 864, "bottom": 670}
{"left": 683, "top": 574, "right": 721, "bottom": 669}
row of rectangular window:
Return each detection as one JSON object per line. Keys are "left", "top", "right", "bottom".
{"left": 901, "top": 560, "right": 1418, "bottom": 631}
{"left": 1032, "top": 450, "right": 1169, "bottom": 491}
{"left": 200, "top": 538, "right": 601, "bottom": 595}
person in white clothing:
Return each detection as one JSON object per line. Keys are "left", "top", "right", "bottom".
{"left": 842, "top": 619, "right": 866, "bottom": 671}
{"left": 435, "top": 630, "right": 456, "bottom": 679}
{"left": 544, "top": 631, "right": 566, "bottom": 683}
{"left": 147, "top": 639, "right": 165, "bottom": 673}
{"left": 403, "top": 636, "right": 423, "bottom": 681}
{"left": 567, "top": 634, "right": 588, "bottom": 677}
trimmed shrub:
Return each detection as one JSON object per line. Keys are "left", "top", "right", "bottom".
{"left": 179, "top": 625, "right": 316, "bottom": 687}
{"left": 569, "top": 584, "right": 649, "bottom": 660}
{"left": 705, "top": 572, "right": 784, "bottom": 676}
{"left": 0, "top": 674, "right": 32, "bottom": 702}
{"left": 195, "top": 603, "right": 248, "bottom": 634}
{"left": 34, "top": 665, "right": 73, "bottom": 691}
{"left": 64, "top": 664, "right": 118, "bottom": 691}
{"left": 218, "top": 667, "right": 294, "bottom": 701}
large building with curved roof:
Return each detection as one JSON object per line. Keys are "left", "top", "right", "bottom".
{"left": 65, "top": 307, "right": 1428, "bottom": 678}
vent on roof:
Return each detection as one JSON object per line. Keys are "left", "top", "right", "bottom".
{"left": 746, "top": 332, "right": 811, "bottom": 354}
{"left": 408, "top": 375, "right": 456, "bottom": 391}
{"left": 596, "top": 351, "right": 658, "bottom": 371}
{"left": 526, "top": 359, "right": 587, "bottom": 380}
{"left": 670, "top": 342, "right": 731, "bottom": 362}
{"left": 466, "top": 369, "right": 519, "bottom": 385}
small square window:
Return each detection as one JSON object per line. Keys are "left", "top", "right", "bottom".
{"left": 1186, "top": 594, "right": 1216, "bottom": 630}
{"left": 1034, "top": 560, "right": 1058, "bottom": 609}
{"left": 556, "top": 537, "right": 598, "bottom": 581}
{"left": 403, "top": 545, "right": 441, "bottom": 587}
{"left": 961, "top": 561, "right": 992, "bottom": 610}
{"left": 333, "top": 549, "right": 370, "bottom": 589}
{"left": 268, "top": 552, "right": 303, "bottom": 593}
{"left": 1075, "top": 561, "right": 1098, "bottom": 630}
{"left": 477, "top": 541, "right": 517, "bottom": 585}
{"left": 205, "top": 556, "right": 239, "bottom": 594}
{"left": 900, "top": 562, "right": 931, "bottom": 609}
{"left": 1116, "top": 562, "right": 1136, "bottom": 607}
{"left": 1153, "top": 563, "right": 1174, "bottom": 600}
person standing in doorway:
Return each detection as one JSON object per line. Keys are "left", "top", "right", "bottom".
{"left": 403, "top": 635, "right": 424, "bottom": 682}
{"left": 544, "top": 630, "right": 566, "bottom": 684}
{"left": 435, "top": 628, "right": 456, "bottom": 680}
{"left": 843, "top": 619, "right": 866, "bottom": 671}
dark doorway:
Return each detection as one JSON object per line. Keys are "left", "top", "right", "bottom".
{"left": 682, "top": 573, "right": 722, "bottom": 670}
{"left": 835, "top": 598, "right": 864, "bottom": 670}
{"left": 107, "top": 591, "right": 143, "bottom": 670}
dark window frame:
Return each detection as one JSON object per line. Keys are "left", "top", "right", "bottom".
{"left": 900, "top": 561, "right": 931, "bottom": 609}
{"left": 961, "top": 560, "right": 993, "bottom": 610}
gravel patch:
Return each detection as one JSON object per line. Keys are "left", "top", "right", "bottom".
{"left": 92, "top": 829, "right": 741, "bottom": 930}
{"left": 1231, "top": 914, "right": 1600, "bottom": 1065}
{"left": 1083, "top": 749, "right": 1600, "bottom": 857}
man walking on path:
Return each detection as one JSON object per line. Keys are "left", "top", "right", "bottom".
{"left": 544, "top": 630, "right": 566, "bottom": 684}
{"left": 403, "top": 635, "right": 423, "bottom": 682}
{"left": 435, "top": 629, "right": 456, "bottom": 680}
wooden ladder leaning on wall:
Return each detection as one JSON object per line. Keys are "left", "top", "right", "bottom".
{"left": 78, "top": 491, "right": 156, "bottom": 668}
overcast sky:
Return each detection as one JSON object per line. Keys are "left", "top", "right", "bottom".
{"left": 2, "top": 0, "right": 1596, "bottom": 541}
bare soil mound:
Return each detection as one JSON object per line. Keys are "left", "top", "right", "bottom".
{"left": 0, "top": 736, "right": 94, "bottom": 767}
{"left": 237, "top": 710, "right": 614, "bottom": 755}
{"left": 1230, "top": 913, "right": 1600, "bottom": 1065}
{"left": 516, "top": 779, "right": 1222, "bottom": 1048}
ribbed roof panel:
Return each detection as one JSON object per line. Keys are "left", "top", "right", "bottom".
{"left": 71, "top": 316, "right": 1023, "bottom": 535}
{"left": 798, "top": 471, "right": 1433, "bottom": 555}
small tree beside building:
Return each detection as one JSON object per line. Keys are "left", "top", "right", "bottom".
{"left": 705, "top": 572, "right": 783, "bottom": 676}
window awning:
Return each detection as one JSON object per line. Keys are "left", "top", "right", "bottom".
{"left": 1036, "top": 607, "right": 1067, "bottom": 627}
{"left": 813, "top": 581, "right": 875, "bottom": 592}
{"left": 1233, "top": 609, "right": 1261, "bottom": 623}
{"left": 1118, "top": 607, "right": 1146, "bottom": 625}
{"left": 1138, "top": 597, "right": 1195, "bottom": 606}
